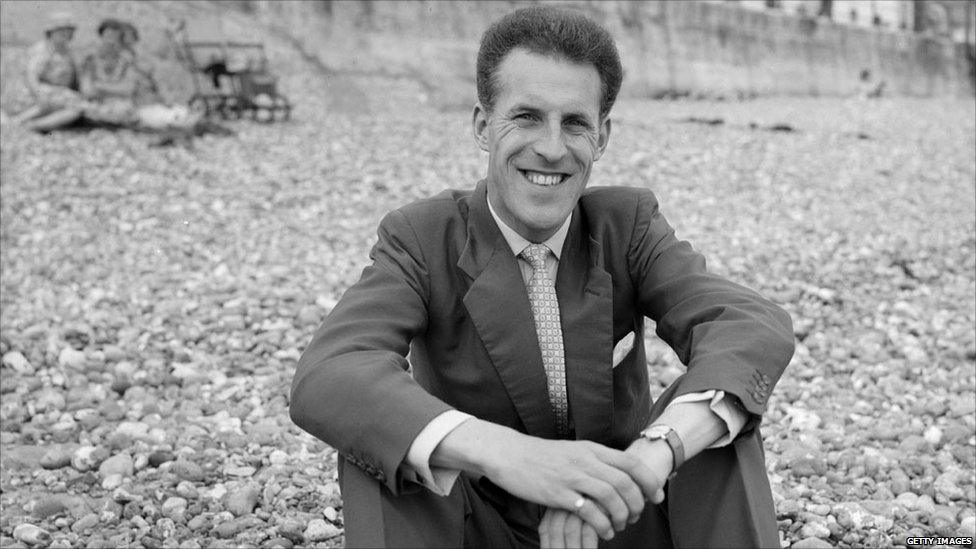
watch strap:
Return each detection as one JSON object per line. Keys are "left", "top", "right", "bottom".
{"left": 641, "top": 425, "right": 685, "bottom": 479}
{"left": 663, "top": 429, "right": 685, "bottom": 473}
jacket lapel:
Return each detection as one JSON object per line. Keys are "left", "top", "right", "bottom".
{"left": 458, "top": 181, "right": 558, "bottom": 439}
{"left": 556, "top": 208, "right": 614, "bottom": 443}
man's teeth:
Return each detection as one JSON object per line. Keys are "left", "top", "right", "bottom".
{"left": 523, "top": 171, "right": 564, "bottom": 186}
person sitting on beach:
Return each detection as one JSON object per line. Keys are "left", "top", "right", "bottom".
{"left": 81, "top": 18, "right": 203, "bottom": 133}
{"left": 13, "top": 12, "right": 86, "bottom": 132}
{"left": 120, "top": 21, "right": 163, "bottom": 106}
{"left": 79, "top": 18, "right": 139, "bottom": 126}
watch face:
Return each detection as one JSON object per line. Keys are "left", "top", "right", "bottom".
{"left": 645, "top": 425, "right": 670, "bottom": 438}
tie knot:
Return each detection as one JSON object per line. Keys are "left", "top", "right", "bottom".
{"left": 520, "top": 243, "right": 550, "bottom": 270}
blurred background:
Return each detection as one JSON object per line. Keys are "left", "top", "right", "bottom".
{"left": 1, "top": 2, "right": 974, "bottom": 549}
{"left": 2, "top": 0, "right": 974, "bottom": 111}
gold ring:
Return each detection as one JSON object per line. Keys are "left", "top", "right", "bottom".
{"left": 573, "top": 497, "right": 586, "bottom": 511}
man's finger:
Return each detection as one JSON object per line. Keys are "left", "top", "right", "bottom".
{"left": 650, "top": 487, "right": 666, "bottom": 505}
{"left": 575, "top": 477, "right": 630, "bottom": 532}
{"left": 572, "top": 498, "right": 614, "bottom": 541}
{"left": 588, "top": 460, "right": 645, "bottom": 524}
{"left": 548, "top": 509, "right": 567, "bottom": 549}
{"left": 581, "top": 524, "right": 599, "bottom": 549}
{"left": 597, "top": 448, "right": 666, "bottom": 503}
{"left": 539, "top": 515, "right": 552, "bottom": 549}
{"left": 563, "top": 513, "right": 582, "bottom": 549}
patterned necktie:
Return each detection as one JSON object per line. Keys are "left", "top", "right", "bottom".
{"left": 520, "top": 243, "right": 570, "bottom": 436}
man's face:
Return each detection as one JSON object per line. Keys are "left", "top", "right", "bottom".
{"left": 122, "top": 29, "right": 137, "bottom": 47}
{"left": 100, "top": 27, "right": 123, "bottom": 48}
{"left": 473, "top": 48, "right": 611, "bottom": 243}
{"left": 48, "top": 28, "right": 74, "bottom": 47}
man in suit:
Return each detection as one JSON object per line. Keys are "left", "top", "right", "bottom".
{"left": 291, "top": 6, "right": 794, "bottom": 548}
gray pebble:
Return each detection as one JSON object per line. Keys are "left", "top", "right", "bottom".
{"left": 71, "top": 445, "right": 108, "bottom": 472}
{"left": 12, "top": 524, "right": 50, "bottom": 546}
{"left": 959, "top": 516, "right": 976, "bottom": 537}
{"left": 111, "top": 487, "right": 141, "bottom": 505}
{"left": 173, "top": 459, "right": 205, "bottom": 482}
{"left": 139, "top": 535, "right": 163, "bottom": 549}
{"left": 48, "top": 538, "right": 72, "bottom": 549}
{"left": 35, "top": 388, "right": 66, "bottom": 413}
{"left": 187, "top": 514, "right": 210, "bottom": 532}
{"left": 175, "top": 480, "right": 199, "bottom": 499}
{"left": 39, "top": 445, "right": 74, "bottom": 470}
{"left": 798, "top": 520, "right": 831, "bottom": 540}
{"left": 31, "top": 496, "right": 69, "bottom": 519}
{"left": 791, "top": 536, "right": 833, "bottom": 548}
{"left": 916, "top": 494, "right": 937, "bottom": 515}
{"left": 161, "top": 497, "right": 188, "bottom": 520}
{"left": 888, "top": 469, "right": 910, "bottom": 495}
{"left": 148, "top": 450, "right": 175, "bottom": 468}
{"left": 100, "top": 473, "right": 124, "bottom": 490}
{"left": 226, "top": 484, "right": 261, "bottom": 517}
{"left": 213, "top": 519, "right": 243, "bottom": 538}
{"left": 277, "top": 518, "right": 305, "bottom": 543}
{"left": 58, "top": 348, "right": 87, "bottom": 370}
{"left": 806, "top": 503, "right": 830, "bottom": 516}
{"left": 303, "top": 518, "right": 341, "bottom": 542}
{"left": 2, "top": 350, "right": 33, "bottom": 373}
{"left": 98, "top": 453, "right": 134, "bottom": 478}
{"left": 894, "top": 492, "right": 918, "bottom": 510}
{"left": 70, "top": 513, "right": 99, "bottom": 534}
{"left": 934, "top": 470, "right": 965, "bottom": 501}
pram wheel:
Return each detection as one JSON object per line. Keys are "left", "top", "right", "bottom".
{"left": 252, "top": 106, "right": 273, "bottom": 124}
{"left": 220, "top": 97, "right": 243, "bottom": 120}
{"left": 189, "top": 95, "right": 211, "bottom": 116}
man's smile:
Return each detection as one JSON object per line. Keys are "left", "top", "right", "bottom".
{"left": 519, "top": 169, "right": 570, "bottom": 187}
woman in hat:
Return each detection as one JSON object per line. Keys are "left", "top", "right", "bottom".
{"left": 14, "top": 12, "right": 86, "bottom": 131}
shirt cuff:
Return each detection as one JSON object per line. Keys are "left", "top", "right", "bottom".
{"left": 402, "top": 410, "right": 475, "bottom": 496}
{"left": 668, "top": 390, "right": 747, "bottom": 448}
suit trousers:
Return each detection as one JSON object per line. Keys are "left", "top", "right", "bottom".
{"left": 341, "top": 382, "right": 780, "bottom": 549}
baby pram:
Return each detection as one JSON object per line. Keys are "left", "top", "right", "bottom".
{"left": 179, "top": 39, "right": 291, "bottom": 123}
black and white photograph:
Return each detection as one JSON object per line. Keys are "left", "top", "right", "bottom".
{"left": 0, "top": 1, "right": 974, "bottom": 548}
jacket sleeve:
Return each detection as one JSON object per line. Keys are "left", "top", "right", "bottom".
{"left": 627, "top": 190, "right": 795, "bottom": 420}
{"left": 290, "top": 209, "right": 455, "bottom": 494}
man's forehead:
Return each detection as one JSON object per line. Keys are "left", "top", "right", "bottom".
{"left": 494, "top": 49, "right": 602, "bottom": 115}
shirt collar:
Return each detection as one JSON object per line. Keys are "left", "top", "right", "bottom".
{"left": 487, "top": 194, "right": 571, "bottom": 260}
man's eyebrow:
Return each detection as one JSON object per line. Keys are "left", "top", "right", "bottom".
{"left": 507, "top": 104, "right": 542, "bottom": 114}
{"left": 507, "top": 104, "right": 595, "bottom": 123}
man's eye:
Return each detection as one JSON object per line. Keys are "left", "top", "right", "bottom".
{"left": 514, "top": 113, "right": 537, "bottom": 122}
{"left": 565, "top": 120, "right": 589, "bottom": 131}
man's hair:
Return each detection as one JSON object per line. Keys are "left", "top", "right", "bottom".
{"left": 476, "top": 5, "right": 622, "bottom": 119}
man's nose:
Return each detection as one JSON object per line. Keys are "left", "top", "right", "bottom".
{"left": 532, "top": 124, "right": 569, "bottom": 163}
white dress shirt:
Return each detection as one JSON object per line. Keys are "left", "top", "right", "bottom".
{"left": 400, "top": 197, "right": 747, "bottom": 495}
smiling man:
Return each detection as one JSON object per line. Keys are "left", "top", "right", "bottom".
{"left": 291, "top": 6, "right": 794, "bottom": 549}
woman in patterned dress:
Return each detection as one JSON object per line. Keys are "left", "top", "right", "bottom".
{"left": 79, "top": 18, "right": 139, "bottom": 126}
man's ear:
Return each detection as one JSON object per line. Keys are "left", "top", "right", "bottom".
{"left": 595, "top": 117, "right": 612, "bottom": 161}
{"left": 472, "top": 103, "right": 489, "bottom": 152}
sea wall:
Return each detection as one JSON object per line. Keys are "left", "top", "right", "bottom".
{"left": 249, "top": 0, "right": 973, "bottom": 104}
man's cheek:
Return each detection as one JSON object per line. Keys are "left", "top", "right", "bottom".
{"left": 493, "top": 121, "right": 519, "bottom": 141}
{"left": 573, "top": 133, "right": 600, "bottom": 159}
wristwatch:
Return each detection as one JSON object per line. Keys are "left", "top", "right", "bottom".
{"left": 639, "top": 424, "right": 685, "bottom": 479}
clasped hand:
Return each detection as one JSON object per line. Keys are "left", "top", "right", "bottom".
{"left": 483, "top": 434, "right": 666, "bottom": 547}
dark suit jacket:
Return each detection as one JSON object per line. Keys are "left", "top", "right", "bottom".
{"left": 290, "top": 181, "right": 794, "bottom": 544}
